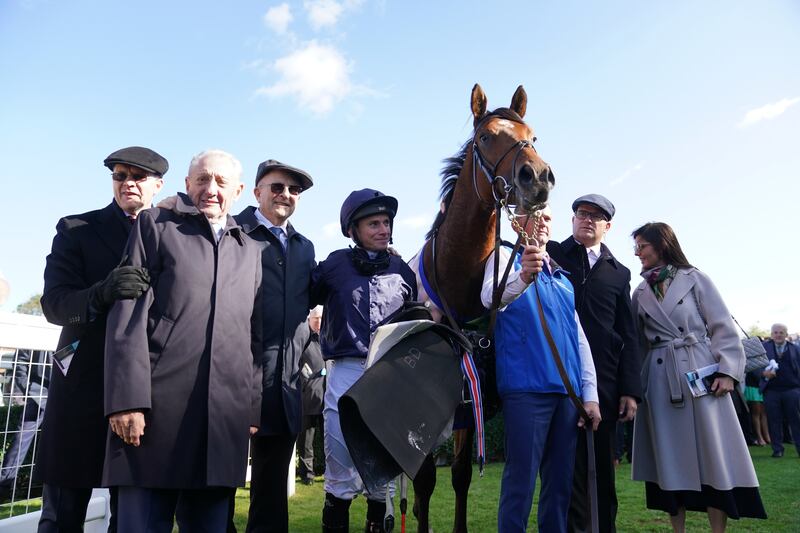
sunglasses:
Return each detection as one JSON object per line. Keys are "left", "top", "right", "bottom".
{"left": 112, "top": 171, "right": 155, "bottom": 183}
{"left": 265, "top": 182, "right": 304, "bottom": 196}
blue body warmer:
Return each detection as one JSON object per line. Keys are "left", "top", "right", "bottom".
{"left": 494, "top": 253, "right": 583, "bottom": 396}
{"left": 310, "top": 249, "right": 417, "bottom": 360}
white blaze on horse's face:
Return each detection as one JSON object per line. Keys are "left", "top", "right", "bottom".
{"left": 493, "top": 119, "right": 516, "bottom": 132}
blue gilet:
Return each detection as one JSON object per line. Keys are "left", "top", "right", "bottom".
{"left": 494, "top": 253, "right": 583, "bottom": 396}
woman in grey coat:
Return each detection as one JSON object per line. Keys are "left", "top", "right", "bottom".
{"left": 630, "top": 222, "right": 765, "bottom": 532}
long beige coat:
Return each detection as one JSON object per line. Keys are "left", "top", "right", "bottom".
{"left": 631, "top": 267, "right": 758, "bottom": 491}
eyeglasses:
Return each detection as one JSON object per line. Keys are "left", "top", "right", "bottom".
{"left": 574, "top": 209, "right": 608, "bottom": 223}
{"left": 112, "top": 171, "right": 155, "bottom": 183}
{"left": 264, "top": 182, "right": 303, "bottom": 196}
{"left": 633, "top": 242, "right": 651, "bottom": 253}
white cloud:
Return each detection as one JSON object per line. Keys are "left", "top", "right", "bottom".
{"left": 255, "top": 41, "right": 354, "bottom": 115}
{"left": 305, "top": 0, "right": 344, "bottom": 30}
{"left": 398, "top": 214, "right": 433, "bottom": 229}
{"left": 738, "top": 97, "right": 800, "bottom": 128}
{"left": 610, "top": 162, "right": 644, "bottom": 187}
{"left": 264, "top": 3, "right": 293, "bottom": 34}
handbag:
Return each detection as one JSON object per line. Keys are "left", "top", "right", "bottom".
{"left": 691, "top": 287, "right": 769, "bottom": 374}
{"left": 732, "top": 316, "right": 770, "bottom": 374}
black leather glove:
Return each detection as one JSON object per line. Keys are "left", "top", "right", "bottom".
{"left": 88, "top": 266, "right": 150, "bottom": 312}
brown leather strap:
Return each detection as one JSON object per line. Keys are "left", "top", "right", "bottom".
{"left": 487, "top": 233, "right": 525, "bottom": 334}
{"left": 532, "top": 280, "right": 599, "bottom": 533}
{"left": 532, "top": 282, "right": 591, "bottom": 422}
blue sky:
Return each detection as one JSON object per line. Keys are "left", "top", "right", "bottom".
{"left": 1, "top": 1, "right": 798, "bottom": 332}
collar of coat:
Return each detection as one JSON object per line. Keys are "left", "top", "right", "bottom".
{"left": 634, "top": 266, "right": 701, "bottom": 326}
{"left": 560, "top": 236, "right": 621, "bottom": 269}
{"left": 173, "top": 192, "right": 245, "bottom": 245}
{"left": 235, "top": 205, "right": 308, "bottom": 244}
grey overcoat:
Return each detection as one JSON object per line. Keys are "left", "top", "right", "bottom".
{"left": 103, "top": 194, "right": 263, "bottom": 489}
{"left": 631, "top": 267, "right": 758, "bottom": 491}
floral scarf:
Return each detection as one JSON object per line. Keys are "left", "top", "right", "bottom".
{"left": 641, "top": 264, "right": 677, "bottom": 302}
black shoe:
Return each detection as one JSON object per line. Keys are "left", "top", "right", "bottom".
{"left": 301, "top": 478, "right": 315, "bottom": 486}
{"left": 0, "top": 485, "right": 12, "bottom": 504}
{"left": 772, "top": 451, "right": 784, "bottom": 458}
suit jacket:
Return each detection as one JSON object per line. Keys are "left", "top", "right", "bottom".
{"left": 235, "top": 206, "right": 316, "bottom": 436}
{"left": 547, "top": 237, "right": 642, "bottom": 420}
{"left": 103, "top": 195, "right": 263, "bottom": 488}
{"left": 39, "top": 201, "right": 131, "bottom": 487}
{"left": 761, "top": 340, "right": 800, "bottom": 392}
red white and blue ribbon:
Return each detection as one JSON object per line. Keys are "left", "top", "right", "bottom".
{"left": 460, "top": 349, "right": 485, "bottom": 475}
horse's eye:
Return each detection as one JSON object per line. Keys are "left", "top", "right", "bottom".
{"left": 480, "top": 133, "right": 490, "bottom": 143}
{"left": 532, "top": 136, "right": 538, "bottom": 143}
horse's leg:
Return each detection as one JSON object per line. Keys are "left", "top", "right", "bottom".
{"left": 412, "top": 454, "right": 436, "bottom": 533}
{"left": 451, "top": 427, "right": 474, "bottom": 533}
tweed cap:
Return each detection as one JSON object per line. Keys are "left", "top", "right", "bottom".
{"left": 103, "top": 146, "right": 169, "bottom": 176}
{"left": 572, "top": 193, "right": 615, "bottom": 220}
{"left": 255, "top": 159, "right": 313, "bottom": 190}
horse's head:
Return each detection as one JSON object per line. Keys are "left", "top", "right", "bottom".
{"left": 470, "top": 84, "right": 554, "bottom": 212}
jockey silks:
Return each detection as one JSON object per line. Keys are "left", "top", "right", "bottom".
{"left": 310, "top": 248, "right": 417, "bottom": 361}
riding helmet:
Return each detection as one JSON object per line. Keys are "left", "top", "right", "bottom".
{"left": 339, "top": 189, "right": 398, "bottom": 238}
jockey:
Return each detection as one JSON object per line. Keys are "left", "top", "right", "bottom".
{"left": 310, "top": 189, "right": 417, "bottom": 533}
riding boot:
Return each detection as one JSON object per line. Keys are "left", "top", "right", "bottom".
{"left": 364, "top": 499, "right": 387, "bottom": 533}
{"left": 322, "top": 492, "right": 351, "bottom": 533}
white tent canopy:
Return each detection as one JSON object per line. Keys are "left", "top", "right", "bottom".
{"left": 0, "top": 311, "right": 60, "bottom": 351}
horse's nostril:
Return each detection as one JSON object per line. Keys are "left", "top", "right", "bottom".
{"left": 544, "top": 166, "right": 555, "bottom": 186}
{"left": 518, "top": 165, "right": 534, "bottom": 185}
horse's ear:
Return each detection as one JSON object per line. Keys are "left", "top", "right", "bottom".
{"left": 510, "top": 85, "right": 527, "bottom": 118}
{"left": 471, "top": 84, "right": 487, "bottom": 125}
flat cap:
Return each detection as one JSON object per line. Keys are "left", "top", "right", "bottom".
{"left": 255, "top": 159, "right": 313, "bottom": 190}
{"left": 104, "top": 146, "right": 169, "bottom": 176}
{"left": 572, "top": 193, "right": 615, "bottom": 220}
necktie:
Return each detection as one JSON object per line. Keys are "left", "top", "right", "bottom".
{"left": 269, "top": 226, "right": 286, "bottom": 251}
{"left": 587, "top": 248, "right": 598, "bottom": 269}
{"left": 128, "top": 216, "right": 136, "bottom": 226}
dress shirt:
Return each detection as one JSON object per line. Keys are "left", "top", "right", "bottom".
{"left": 254, "top": 208, "right": 288, "bottom": 249}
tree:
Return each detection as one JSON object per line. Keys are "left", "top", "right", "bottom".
{"left": 15, "top": 293, "right": 43, "bottom": 316}
{"left": 746, "top": 324, "right": 769, "bottom": 340}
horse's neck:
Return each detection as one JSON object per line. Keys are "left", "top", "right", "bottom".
{"left": 433, "top": 168, "right": 496, "bottom": 318}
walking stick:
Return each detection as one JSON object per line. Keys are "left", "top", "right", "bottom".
{"left": 585, "top": 427, "right": 599, "bottom": 533}
{"left": 399, "top": 474, "right": 408, "bottom": 533}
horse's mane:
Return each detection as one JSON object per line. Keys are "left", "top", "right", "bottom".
{"left": 425, "top": 107, "right": 523, "bottom": 240}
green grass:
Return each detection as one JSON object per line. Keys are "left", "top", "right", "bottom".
{"left": 0, "top": 447, "right": 793, "bottom": 530}
{"left": 0, "top": 496, "right": 41, "bottom": 520}
{"left": 231, "top": 445, "right": 799, "bottom": 531}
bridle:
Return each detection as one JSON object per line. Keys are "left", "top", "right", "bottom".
{"left": 470, "top": 112, "right": 538, "bottom": 208}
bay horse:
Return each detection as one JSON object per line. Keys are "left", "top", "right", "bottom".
{"left": 411, "top": 84, "right": 554, "bottom": 533}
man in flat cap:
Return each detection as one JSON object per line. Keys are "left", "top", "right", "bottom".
{"left": 234, "top": 160, "right": 316, "bottom": 533}
{"left": 38, "top": 146, "right": 167, "bottom": 531}
{"left": 104, "top": 149, "right": 263, "bottom": 530}
{"left": 546, "top": 194, "right": 642, "bottom": 533}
